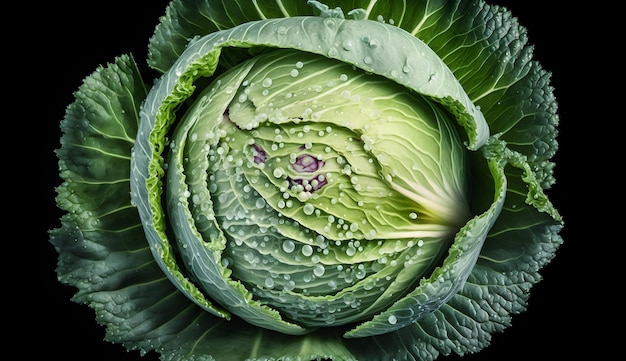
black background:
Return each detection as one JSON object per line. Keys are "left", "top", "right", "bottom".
{"left": 31, "top": 1, "right": 599, "bottom": 360}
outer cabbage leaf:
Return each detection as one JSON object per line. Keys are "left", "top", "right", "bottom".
{"left": 148, "top": 0, "right": 315, "bottom": 72}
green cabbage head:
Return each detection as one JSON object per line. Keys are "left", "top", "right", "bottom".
{"left": 50, "top": 0, "right": 563, "bottom": 360}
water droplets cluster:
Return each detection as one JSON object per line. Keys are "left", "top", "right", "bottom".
{"left": 180, "top": 121, "right": 435, "bottom": 328}
{"left": 165, "top": 47, "right": 458, "bottom": 329}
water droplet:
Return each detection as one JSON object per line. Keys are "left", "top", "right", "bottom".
{"left": 343, "top": 293, "right": 356, "bottom": 305}
{"left": 279, "top": 240, "right": 295, "bottom": 254}
{"left": 303, "top": 203, "right": 315, "bottom": 215}
{"left": 273, "top": 168, "right": 285, "bottom": 178}
{"left": 313, "top": 264, "right": 325, "bottom": 277}
{"left": 255, "top": 198, "right": 266, "bottom": 209}
{"left": 388, "top": 315, "right": 397, "bottom": 324}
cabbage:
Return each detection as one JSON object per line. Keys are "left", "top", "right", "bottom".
{"left": 49, "top": 0, "right": 563, "bottom": 360}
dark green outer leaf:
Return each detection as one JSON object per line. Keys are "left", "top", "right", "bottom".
{"left": 148, "top": 0, "right": 316, "bottom": 72}
{"left": 383, "top": 0, "right": 559, "bottom": 186}
{"left": 50, "top": 54, "right": 180, "bottom": 353}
